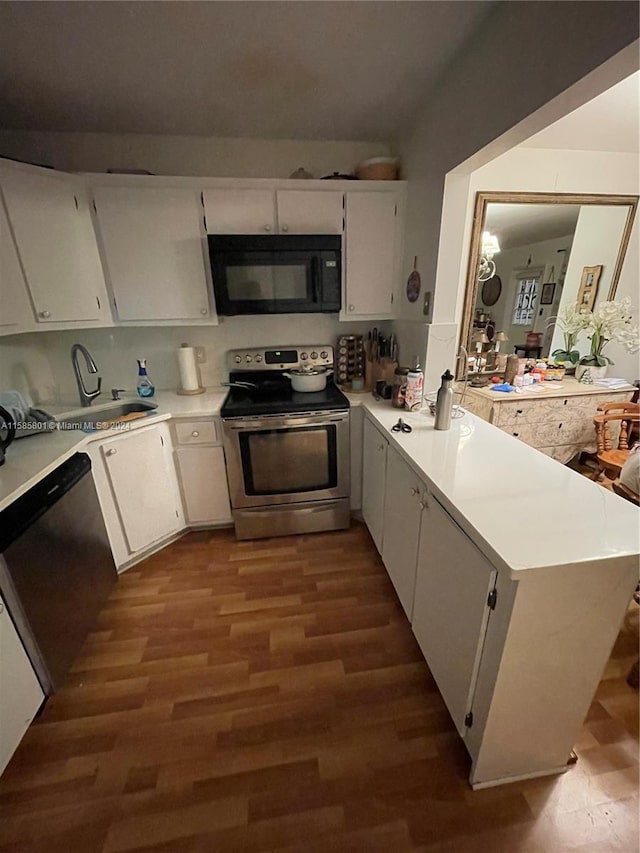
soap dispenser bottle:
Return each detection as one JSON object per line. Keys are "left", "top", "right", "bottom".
{"left": 136, "top": 359, "right": 155, "bottom": 398}
{"left": 434, "top": 369, "right": 454, "bottom": 430}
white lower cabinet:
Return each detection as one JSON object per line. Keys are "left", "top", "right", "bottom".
{"left": 0, "top": 592, "right": 44, "bottom": 775}
{"left": 361, "top": 415, "right": 637, "bottom": 788}
{"left": 381, "top": 449, "right": 424, "bottom": 620}
{"left": 172, "top": 417, "right": 232, "bottom": 526}
{"left": 88, "top": 422, "right": 184, "bottom": 568}
{"left": 175, "top": 447, "right": 231, "bottom": 525}
{"left": 412, "top": 495, "right": 497, "bottom": 736}
{"left": 362, "top": 418, "right": 388, "bottom": 553}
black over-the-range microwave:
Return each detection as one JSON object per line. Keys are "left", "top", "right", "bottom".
{"left": 208, "top": 234, "right": 341, "bottom": 315}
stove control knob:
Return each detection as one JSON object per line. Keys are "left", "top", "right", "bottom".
{"left": 300, "top": 352, "right": 308, "bottom": 360}
{"left": 234, "top": 355, "right": 242, "bottom": 364}
{"left": 254, "top": 354, "right": 263, "bottom": 363}
{"left": 245, "top": 354, "right": 253, "bottom": 363}
{"left": 310, "top": 351, "right": 318, "bottom": 360}
{"left": 320, "top": 351, "right": 328, "bottom": 359}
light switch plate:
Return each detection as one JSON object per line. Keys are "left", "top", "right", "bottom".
{"left": 195, "top": 347, "right": 206, "bottom": 364}
{"left": 423, "top": 291, "right": 432, "bottom": 317}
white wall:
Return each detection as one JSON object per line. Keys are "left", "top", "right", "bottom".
{"left": 0, "top": 317, "right": 377, "bottom": 408}
{"left": 433, "top": 146, "right": 639, "bottom": 384}
{"left": 0, "top": 131, "right": 390, "bottom": 179}
{"left": 393, "top": 2, "right": 638, "bottom": 387}
{"left": 550, "top": 206, "right": 633, "bottom": 368}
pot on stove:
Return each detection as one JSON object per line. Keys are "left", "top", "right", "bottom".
{"left": 283, "top": 366, "right": 333, "bottom": 393}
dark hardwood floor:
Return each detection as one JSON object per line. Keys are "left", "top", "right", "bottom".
{"left": 0, "top": 522, "right": 637, "bottom": 852}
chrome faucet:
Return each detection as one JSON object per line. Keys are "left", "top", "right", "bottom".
{"left": 71, "top": 344, "right": 102, "bottom": 407}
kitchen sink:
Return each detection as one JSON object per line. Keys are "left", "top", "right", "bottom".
{"left": 55, "top": 401, "right": 158, "bottom": 430}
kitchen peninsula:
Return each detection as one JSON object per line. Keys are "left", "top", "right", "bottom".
{"left": 1, "top": 391, "right": 637, "bottom": 788}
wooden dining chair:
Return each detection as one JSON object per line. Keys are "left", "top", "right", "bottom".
{"left": 592, "top": 409, "right": 640, "bottom": 482}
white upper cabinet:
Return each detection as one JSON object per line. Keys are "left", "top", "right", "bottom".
{"left": 203, "top": 187, "right": 345, "bottom": 235}
{"left": 276, "top": 190, "right": 343, "bottom": 234}
{"left": 203, "top": 188, "right": 275, "bottom": 234}
{"left": 0, "top": 166, "right": 110, "bottom": 324}
{"left": 0, "top": 192, "right": 34, "bottom": 333}
{"left": 344, "top": 191, "right": 399, "bottom": 318}
{"left": 93, "top": 187, "right": 213, "bottom": 322}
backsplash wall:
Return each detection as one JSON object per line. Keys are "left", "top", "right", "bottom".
{"left": 0, "top": 316, "right": 381, "bottom": 407}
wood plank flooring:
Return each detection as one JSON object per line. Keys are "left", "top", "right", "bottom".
{"left": 0, "top": 522, "right": 637, "bottom": 852}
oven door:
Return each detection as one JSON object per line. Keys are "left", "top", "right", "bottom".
{"left": 223, "top": 411, "right": 350, "bottom": 509}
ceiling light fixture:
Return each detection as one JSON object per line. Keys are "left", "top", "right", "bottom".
{"left": 478, "top": 231, "right": 501, "bottom": 282}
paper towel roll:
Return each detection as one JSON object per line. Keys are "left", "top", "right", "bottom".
{"left": 177, "top": 346, "right": 200, "bottom": 392}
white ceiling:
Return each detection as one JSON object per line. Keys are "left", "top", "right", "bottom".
{"left": 523, "top": 71, "right": 640, "bottom": 154}
{"left": 0, "top": 1, "right": 494, "bottom": 140}
{"left": 485, "top": 203, "right": 581, "bottom": 250}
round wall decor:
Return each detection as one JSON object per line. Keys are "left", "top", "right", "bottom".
{"left": 481, "top": 274, "right": 502, "bottom": 306}
{"left": 406, "top": 256, "right": 421, "bottom": 303}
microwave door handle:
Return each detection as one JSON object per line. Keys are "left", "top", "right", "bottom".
{"left": 311, "top": 257, "right": 319, "bottom": 304}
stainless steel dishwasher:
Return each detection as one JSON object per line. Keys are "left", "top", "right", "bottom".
{"left": 0, "top": 453, "right": 117, "bottom": 695}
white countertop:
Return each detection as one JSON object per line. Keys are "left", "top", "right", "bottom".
{"left": 0, "top": 389, "right": 227, "bottom": 512}
{"left": 2, "top": 387, "right": 638, "bottom": 581}
{"left": 361, "top": 399, "right": 640, "bottom": 578}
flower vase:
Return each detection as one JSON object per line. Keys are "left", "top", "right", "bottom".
{"left": 576, "top": 364, "right": 607, "bottom": 383}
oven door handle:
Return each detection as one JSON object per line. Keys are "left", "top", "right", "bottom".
{"left": 311, "top": 256, "right": 319, "bottom": 304}
{"left": 224, "top": 412, "right": 349, "bottom": 431}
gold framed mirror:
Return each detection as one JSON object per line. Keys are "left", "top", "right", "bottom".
{"left": 457, "top": 192, "right": 638, "bottom": 379}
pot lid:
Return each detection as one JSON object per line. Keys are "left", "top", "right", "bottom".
{"left": 288, "top": 366, "right": 329, "bottom": 376}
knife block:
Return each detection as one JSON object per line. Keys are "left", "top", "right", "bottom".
{"left": 366, "top": 357, "right": 397, "bottom": 392}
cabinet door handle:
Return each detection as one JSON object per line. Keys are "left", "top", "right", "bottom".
{"left": 200, "top": 308, "right": 208, "bottom": 316}
{"left": 377, "top": 444, "right": 385, "bottom": 452}
{"left": 516, "top": 409, "right": 523, "bottom": 415}
{"left": 38, "top": 310, "right": 51, "bottom": 319}
{"left": 410, "top": 486, "right": 420, "bottom": 496}
{"left": 264, "top": 225, "right": 272, "bottom": 232}
{"left": 191, "top": 430, "right": 200, "bottom": 437}
{"left": 281, "top": 224, "right": 289, "bottom": 232}
{"left": 512, "top": 432, "right": 519, "bottom": 437}
{"left": 348, "top": 304, "right": 355, "bottom": 312}
{"left": 105, "top": 448, "right": 117, "bottom": 456}
{"left": 0, "top": 602, "right": 4, "bottom": 614}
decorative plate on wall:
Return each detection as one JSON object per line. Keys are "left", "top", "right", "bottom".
{"left": 406, "top": 256, "right": 421, "bottom": 303}
{"left": 481, "top": 274, "right": 502, "bottom": 306}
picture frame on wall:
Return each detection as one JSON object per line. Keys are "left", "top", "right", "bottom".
{"left": 540, "top": 282, "right": 556, "bottom": 305}
{"left": 576, "top": 264, "right": 603, "bottom": 313}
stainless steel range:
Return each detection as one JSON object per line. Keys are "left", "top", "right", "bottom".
{"left": 221, "top": 345, "right": 350, "bottom": 540}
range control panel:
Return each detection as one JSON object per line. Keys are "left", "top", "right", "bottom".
{"left": 226, "top": 345, "right": 334, "bottom": 371}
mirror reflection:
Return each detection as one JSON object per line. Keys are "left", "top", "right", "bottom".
{"left": 460, "top": 193, "right": 637, "bottom": 379}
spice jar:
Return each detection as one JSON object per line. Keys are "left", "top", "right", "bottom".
{"left": 392, "top": 367, "right": 410, "bottom": 408}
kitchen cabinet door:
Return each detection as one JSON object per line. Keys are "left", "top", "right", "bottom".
{"left": 0, "top": 192, "right": 34, "bottom": 333}
{"left": 93, "top": 187, "right": 212, "bottom": 321}
{"left": 362, "top": 417, "right": 388, "bottom": 553}
{"left": 344, "top": 191, "right": 398, "bottom": 318}
{"left": 203, "top": 188, "right": 275, "bottom": 234}
{"left": 276, "top": 190, "right": 343, "bottom": 234}
{"left": 175, "top": 446, "right": 232, "bottom": 525}
{"left": 0, "top": 592, "right": 44, "bottom": 775}
{"left": 101, "top": 425, "right": 182, "bottom": 555}
{"left": 381, "top": 448, "right": 424, "bottom": 620}
{"left": 0, "top": 167, "right": 109, "bottom": 324}
{"left": 412, "top": 494, "right": 497, "bottom": 737}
